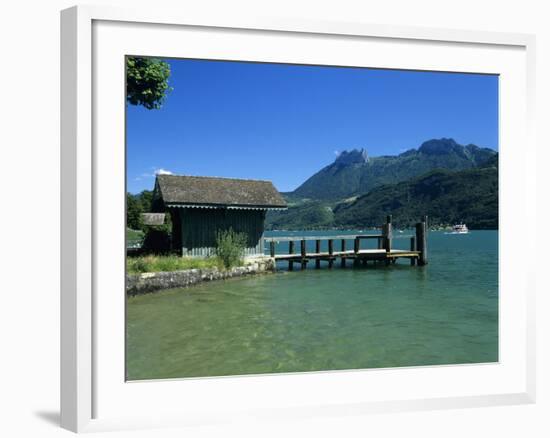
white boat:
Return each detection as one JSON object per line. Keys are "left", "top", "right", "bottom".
{"left": 448, "top": 224, "right": 469, "bottom": 234}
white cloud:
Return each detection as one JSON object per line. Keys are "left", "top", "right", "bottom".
{"left": 155, "top": 168, "right": 173, "bottom": 175}
{"left": 334, "top": 150, "right": 340, "bottom": 156}
{"left": 136, "top": 168, "right": 174, "bottom": 180}
{"left": 134, "top": 167, "right": 174, "bottom": 181}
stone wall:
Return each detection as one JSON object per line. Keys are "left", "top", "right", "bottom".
{"left": 126, "top": 257, "right": 275, "bottom": 296}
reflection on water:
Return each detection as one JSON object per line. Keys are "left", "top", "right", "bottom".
{"left": 126, "top": 230, "right": 498, "bottom": 380}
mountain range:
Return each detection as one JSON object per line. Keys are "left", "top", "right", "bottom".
{"left": 267, "top": 138, "right": 498, "bottom": 230}
{"left": 289, "top": 138, "right": 496, "bottom": 200}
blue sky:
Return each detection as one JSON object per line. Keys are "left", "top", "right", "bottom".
{"left": 127, "top": 58, "right": 498, "bottom": 194}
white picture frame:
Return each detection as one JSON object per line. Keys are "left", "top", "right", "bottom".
{"left": 60, "top": 4, "right": 536, "bottom": 433}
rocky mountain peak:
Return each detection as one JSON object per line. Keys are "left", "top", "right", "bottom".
{"left": 334, "top": 148, "right": 369, "bottom": 166}
{"left": 418, "top": 138, "right": 461, "bottom": 155}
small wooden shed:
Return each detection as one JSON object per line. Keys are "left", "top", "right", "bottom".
{"left": 152, "top": 175, "right": 287, "bottom": 257}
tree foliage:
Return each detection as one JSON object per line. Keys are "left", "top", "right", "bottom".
{"left": 334, "top": 167, "right": 498, "bottom": 229}
{"left": 126, "top": 190, "right": 154, "bottom": 231}
{"left": 266, "top": 201, "right": 334, "bottom": 231}
{"left": 126, "top": 57, "right": 172, "bottom": 110}
{"left": 126, "top": 193, "right": 144, "bottom": 230}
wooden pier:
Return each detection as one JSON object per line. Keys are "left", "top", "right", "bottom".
{"left": 264, "top": 216, "right": 428, "bottom": 270}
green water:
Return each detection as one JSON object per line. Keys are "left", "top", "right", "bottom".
{"left": 126, "top": 230, "right": 498, "bottom": 380}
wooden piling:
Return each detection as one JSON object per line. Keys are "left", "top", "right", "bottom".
{"left": 315, "top": 239, "right": 321, "bottom": 269}
{"left": 423, "top": 215, "right": 428, "bottom": 263}
{"left": 383, "top": 215, "right": 392, "bottom": 265}
{"left": 269, "top": 240, "right": 275, "bottom": 258}
{"left": 328, "top": 239, "right": 334, "bottom": 269}
{"left": 353, "top": 237, "right": 361, "bottom": 267}
{"left": 384, "top": 215, "right": 393, "bottom": 253}
{"left": 341, "top": 239, "right": 347, "bottom": 268}
{"left": 415, "top": 219, "right": 428, "bottom": 266}
{"left": 300, "top": 239, "right": 307, "bottom": 270}
{"left": 410, "top": 236, "right": 416, "bottom": 266}
{"left": 288, "top": 240, "right": 294, "bottom": 271}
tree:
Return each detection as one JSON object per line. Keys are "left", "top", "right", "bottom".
{"left": 126, "top": 193, "right": 143, "bottom": 230}
{"left": 127, "top": 190, "right": 173, "bottom": 237}
{"left": 138, "top": 190, "right": 154, "bottom": 212}
{"left": 126, "top": 57, "right": 172, "bottom": 110}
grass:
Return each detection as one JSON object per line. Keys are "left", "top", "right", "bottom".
{"left": 127, "top": 255, "right": 228, "bottom": 274}
{"left": 127, "top": 228, "right": 144, "bottom": 240}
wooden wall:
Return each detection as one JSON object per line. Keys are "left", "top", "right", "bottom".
{"left": 170, "top": 208, "right": 266, "bottom": 257}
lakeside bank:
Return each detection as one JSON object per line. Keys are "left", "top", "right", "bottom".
{"left": 126, "top": 256, "right": 275, "bottom": 296}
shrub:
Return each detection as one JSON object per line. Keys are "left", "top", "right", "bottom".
{"left": 214, "top": 228, "right": 247, "bottom": 269}
{"left": 141, "top": 227, "right": 171, "bottom": 254}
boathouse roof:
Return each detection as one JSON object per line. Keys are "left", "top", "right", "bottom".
{"left": 154, "top": 174, "right": 288, "bottom": 210}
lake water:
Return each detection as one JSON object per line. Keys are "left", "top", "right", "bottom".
{"left": 126, "top": 230, "right": 498, "bottom": 380}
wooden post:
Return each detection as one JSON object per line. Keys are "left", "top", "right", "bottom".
{"left": 353, "top": 237, "right": 360, "bottom": 267}
{"left": 315, "top": 239, "right": 321, "bottom": 269}
{"left": 384, "top": 215, "right": 393, "bottom": 253}
{"left": 300, "top": 239, "right": 307, "bottom": 270}
{"left": 269, "top": 240, "right": 275, "bottom": 258}
{"left": 416, "top": 219, "right": 428, "bottom": 266}
{"left": 341, "top": 239, "right": 346, "bottom": 268}
{"left": 383, "top": 215, "right": 392, "bottom": 265}
{"left": 423, "top": 215, "right": 428, "bottom": 264}
{"left": 288, "top": 240, "right": 294, "bottom": 271}
{"left": 410, "top": 236, "right": 416, "bottom": 266}
{"left": 415, "top": 222, "right": 422, "bottom": 264}
{"left": 328, "top": 239, "right": 334, "bottom": 269}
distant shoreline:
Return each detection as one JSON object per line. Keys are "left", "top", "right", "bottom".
{"left": 265, "top": 227, "right": 499, "bottom": 233}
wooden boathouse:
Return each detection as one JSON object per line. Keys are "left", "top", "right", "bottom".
{"left": 152, "top": 174, "right": 287, "bottom": 256}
